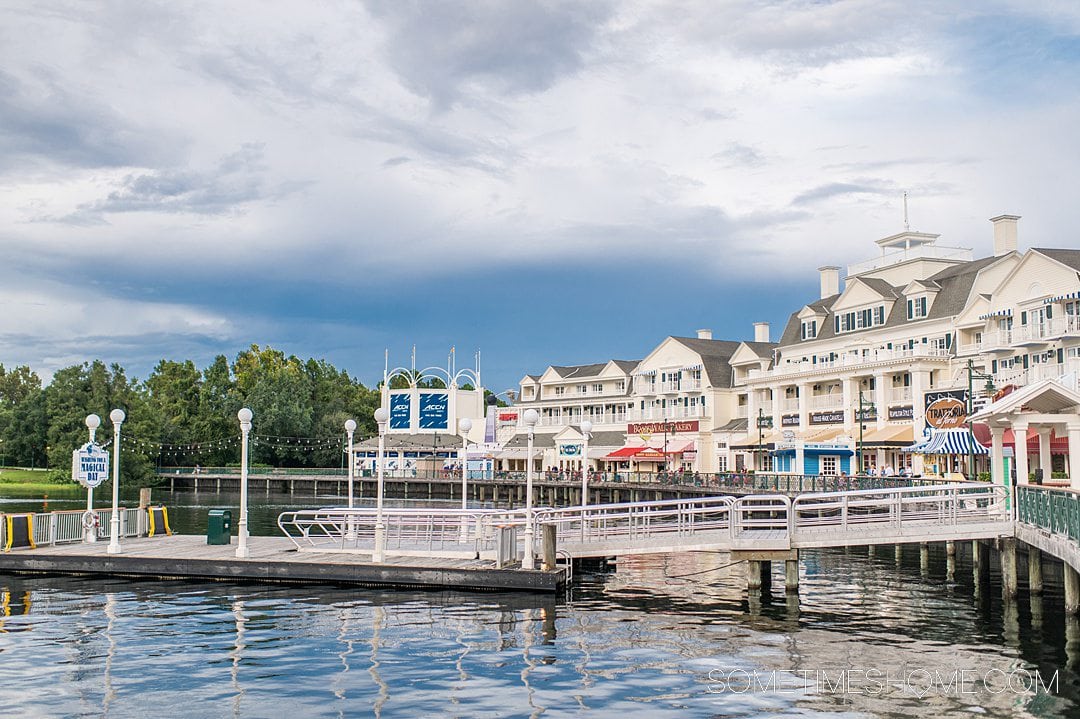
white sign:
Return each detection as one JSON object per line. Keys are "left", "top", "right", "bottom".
{"left": 72, "top": 443, "right": 109, "bottom": 488}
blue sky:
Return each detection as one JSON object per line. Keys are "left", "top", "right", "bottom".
{"left": 2, "top": 1, "right": 1079, "bottom": 391}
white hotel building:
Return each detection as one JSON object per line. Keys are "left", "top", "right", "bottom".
{"left": 503, "top": 214, "right": 1080, "bottom": 478}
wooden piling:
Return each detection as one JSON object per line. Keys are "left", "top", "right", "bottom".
{"left": 1001, "top": 538, "right": 1018, "bottom": 600}
{"left": 1029, "top": 547, "right": 1043, "bottom": 594}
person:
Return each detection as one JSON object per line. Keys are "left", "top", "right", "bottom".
{"left": 899, "top": 465, "right": 910, "bottom": 477}
{"left": 884, "top": 464, "right": 895, "bottom": 477}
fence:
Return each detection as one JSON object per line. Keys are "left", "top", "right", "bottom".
{"left": 2, "top": 507, "right": 147, "bottom": 549}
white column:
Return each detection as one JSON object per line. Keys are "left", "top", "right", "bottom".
{"left": 991, "top": 427, "right": 1006, "bottom": 489}
{"left": 1038, "top": 429, "right": 1053, "bottom": 482}
{"left": 107, "top": 409, "right": 125, "bottom": 555}
{"left": 911, "top": 370, "right": 929, "bottom": 439}
{"left": 798, "top": 383, "right": 811, "bottom": 433}
{"left": 874, "top": 373, "right": 887, "bottom": 430}
{"left": 236, "top": 408, "right": 253, "bottom": 559}
{"left": 1069, "top": 424, "right": 1080, "bottom": 491}
{"left": 771, "top": 386, "right": 782, "bottom": 442}
{"left": 1014, "top": 424, "right": 1029, "bottom": 486}
{"left": 842, "top": 378, "right": 855, "bottom": 433}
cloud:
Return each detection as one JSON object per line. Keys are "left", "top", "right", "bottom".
{"left": 363, "top": 0, "right": 615, "bottom": 107}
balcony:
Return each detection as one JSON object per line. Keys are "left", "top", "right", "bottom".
{"left": 763, "top": 346, "right": 951, "bottom": 381}
{"left": 847, "top": 244, "right": 972, "bottom": 276}
{"left": 810, "top": 394, "right": 845, "bottom": 410}
{"left": 660, "top": 381, "right": 682, "bottom": 393}
{"left": 888, "top": 387, "right": 913, "bottom": 403}
{"left": 996, "top": 359, "right": 1080, "bottom": 389}
{"left": 628, "top": 406, "right": 707, "bottom": 422}
{"left": 781, "top": 398, "right": 799, "bottom": 412}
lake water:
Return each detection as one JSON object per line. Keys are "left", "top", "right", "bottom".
{"left": 1, "top": 489, "right": 1078, "bottom": 716}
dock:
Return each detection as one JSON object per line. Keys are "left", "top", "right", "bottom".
{"left": 0, "top": 535, "right": 565, "bottom": 593}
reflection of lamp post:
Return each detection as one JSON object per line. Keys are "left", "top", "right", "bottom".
{"left": 84, "top": 414, "right": 100, "bottom": 543}
{"left": 967, "top": 359, "right": 996, "bottom": 481}
{"left": 580, "top": 420, "right": 592, "bottom": 506}
{"left": 522, "top": 408, "right": 539, "bottom": 570}
{"left": 373, "top": 407, "right": 389, "bottom": 562}
{"left": 107, "top": 408, "right": 125, "bottom": 554}
{"left": 236, "top": 408, "right": 253, "bottom": 559}
{"left": 344, "top": 419, "right": 357, "bottom": 541}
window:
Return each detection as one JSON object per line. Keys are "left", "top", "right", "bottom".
{"left": 801, "top": 320, "right": 817, "bottom": 339}
{"left": 616, "top": 380, "right": 626, "bottom": 391}
{"left": 578, "top": 384, "right": 587, "bottom": 395}
{"left": 820, "top": 456, "right": 839, "bottom": 476}
{"left": 907, "top": 296, "right": 928, "bottom": 319}
{"left": 717, "top": 455, "right": 729, "bottom": 472}
{"left": 1067, "top": 301, "right": 1080, "bottom": 316}
{"left": 554, "top": 386, "right": 565, "bottom": 396}
{"left": 760, "top": 454, "right": 773, "bottom": 472}
{"left": 834, "top": 305, "right": 887, "bottom": 333}
{"left": 592, "top": 383, "right": 603, "bottom": 394}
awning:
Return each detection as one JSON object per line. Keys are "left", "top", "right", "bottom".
{"left": 858, "top": 425, "right": 914, "bottom": 447}
{"left": 731, "top": 430, "right": 785, "bottom": 450}
{"left": 605, "top": 446, "right": 646, "bottom": 458}
{"left": 1046, "top": 291, "right": 1080, "bottom": 304}
{"left": 634, "top": 448, "right": 666, "bottom": 459}
{"left": 804, "top": 427, "right": 848, "bottom": 443}
{"left": 903, "top": 428, "right": 988, "bottom": 455}
{"left": 978, "top": 308, "right": 1013, "bottom": 320}
{"left": 663, "top": 441, "right": 695, "bottom": 455}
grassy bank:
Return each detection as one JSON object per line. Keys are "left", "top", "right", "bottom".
{"left": 0, "top": 468, "right": 84, "bottom": 496}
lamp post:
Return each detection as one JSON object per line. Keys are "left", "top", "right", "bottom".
{"left": 344, "top": 419, "right": 357, "bottom": 541}
{"left": 84, "top": 414, "right": 100, "bottom": 543}
{"left": 373, "top": 407, "right": 389, "bottom": 562}
{"left": 967, "top": 359, "right": 996, "bottom": 481}
{"left": 856, "top": 390, "right": 873, "bottom": 475}
{"left": 107, "top": 408, "right": 125, "bottom": 554}
{"left": 757, "top": 408, "right": 764, "bottom": 472}
{"left": 580, "top": 420, "right": 593, "bottom": 506}
{"left": 236, "top": 408, "right": 253, "bottom": 559}
{"left": 522, "top": 408, "right": 539, "bottom": 570}
{"left": 458, "top": 417, "right": 472, "bottom": 542}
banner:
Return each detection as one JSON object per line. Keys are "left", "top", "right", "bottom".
{"left": 627, "top": 420, "right": 699, "bottom": 435}
{"left": 419, "top": 392, "right": 449, "bottom": 430}
{"left": 924, "top": 389, "right": 969, "bottom": 429}
{"left": 389, "top": 393, "right": 411, "bottom": 429}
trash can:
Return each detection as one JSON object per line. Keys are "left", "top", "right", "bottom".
{"left": 207, "top": 509, "right": 232, "bottom": 545}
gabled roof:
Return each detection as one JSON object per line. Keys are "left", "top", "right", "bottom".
{"left": 669, "top": 336, "right": 743, "bottom": 387}
{"left": 1033, "top": 248, "right": 1080, "bottom": 272}
{"left": 856, "top": 277, "right": 902, "bottom": 299}
{"left": 611, "top": 359, "right": 640, "bottom": 373}
{"left": 730, "top": 341, "right": 778, "bottom": 366}
{"left": 550, "top": 362, "right": 609, "bottom": 379}
{"left": 970, "top": 379, "right": 1080, "bottom": 422}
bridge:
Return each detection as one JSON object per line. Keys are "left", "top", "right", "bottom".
{"left": 278, "top": 482, "right": 1014, "bottom": 591}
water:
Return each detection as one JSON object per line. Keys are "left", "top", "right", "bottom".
{"left": 1, "top": 538, "right": 1079, "bottom": 717}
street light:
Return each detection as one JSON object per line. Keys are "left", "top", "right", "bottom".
{"left": 856, "top": 390, "right": 874, "bottom": 475}
{"left": 107, "top": 408, "right": 125, "bottom": 554}
{"left": 236, "top": 407, "right": 253, "bottom": 559}
{"left": 580, "top": 419, "right": 593, "bottom": 506}
{"left": 522, "top": 408, "right": 539, "bottom": 570}
{"left": 967, "top": 359, "right": 996, "bottom": 481}
{"left": 458, "top": 417, "right": 472, "bottom": 542}
{"left": 84, "top": 414, "right": 100, "bottom": 543}
{"left": 344, "top": 419, "right": 357, "bottom": 541}
{"left": 373, "top": 406, "right": 389, "bottom": 562}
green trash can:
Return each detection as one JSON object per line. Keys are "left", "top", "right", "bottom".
{"left": 207, "top": 509, "right": 232, "bottom": 545}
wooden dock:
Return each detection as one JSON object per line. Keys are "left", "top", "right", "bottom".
{"left": 0, "top": 535, "right": 565, "bottom": 593}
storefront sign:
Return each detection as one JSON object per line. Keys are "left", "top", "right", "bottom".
{"left": 71, "top": 443, "right": 109, "bottom": 488}
{"left": 810, "top": 410, "right": 844, "bottom": 425}
{"left": 756, "top": 416, "right": 773, "bottom": 429}
{"left": 627, "top": 420, "right": 699, "bottom": 435}
{"left": 888, "top": 405, "right": 914, "bottom": 420}
{"left": 559, "top": 444, "right": 582, "bottom": 456}
{"left": 781, "top": 415, "right": 800, "bottom": 427}
{"left": 855, "top": 406, "right": 877, "bottom": 421}
{"left": 924, "top": 390, "right": 969, "bottom": 429}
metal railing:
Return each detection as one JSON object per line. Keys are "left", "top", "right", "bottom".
{"left": 1018, "top": 485, "right": 1080, "bottom": 543}
{"left": 533, "top": 497, "right": 735, "bottom": 545}
{"left": 2, "top": 507, "right": 147, "bottom": 549}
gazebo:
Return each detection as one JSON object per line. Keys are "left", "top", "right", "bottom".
{"left": 968, "top": 379, "right": 1080, "bottom": 491}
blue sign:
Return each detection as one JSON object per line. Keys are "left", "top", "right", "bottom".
{"left": 419, "top": 392, "right": 449, "bottom": 430}
{"left": 390, "top": 393, "right": 411, "bottom": 429}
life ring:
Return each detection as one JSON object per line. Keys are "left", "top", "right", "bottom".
{"left": 82, "top": 511, "right": 99, "bottom": 531}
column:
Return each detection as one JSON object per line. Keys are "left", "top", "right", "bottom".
{"left": 874, "top": 372, "right": 887, "bottom": 430}
{"left": 1038, "top": 429, "right": 1053, "bottom": 483}
{"left": 990, "top": 427, "right": 1006, "bottom": 489}
{"left": 1070, "top": 424, "right": 1080, "bottom": 491}
{"left": 911, "top": 370, "right": 930, "bottom": 438}
{"left": 842, "top": 377, "right": 855, "bottom": 433}
{"left": 798, "top": 383, "right": 811, "bottom": 433}
{"left": 1014, "top": 423, "right": 1029, "bottom": 486}
{"left": 771, "top": 386, "right": 783, "bottom": 442}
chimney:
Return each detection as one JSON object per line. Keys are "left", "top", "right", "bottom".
{"left": 753, "top": 322, "right": 770, "bottom": 343}
{"left": 991, "top": 214, "right": 1020, "bottom": 256}
{"left": 696, "top": 328, "right": 712, "bottom": 340}
{"left": 818, "top": 266, "right": 840, "bottom": 299}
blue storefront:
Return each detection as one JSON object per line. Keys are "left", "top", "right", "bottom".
{"left": 773, "top": 442, "right": 854, "bottom": 475}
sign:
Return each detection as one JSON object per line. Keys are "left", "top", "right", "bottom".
{"left": 627, "top": 420, "right": 699, "bottom": 435}
{"left": 810, "top": 410, "right": 844, "bottom": 425}
{"left": 756, "top": 415, "right": 773, "bottom": 429}
{"left": 782, "top": 430, "right": 796, "bottom": 442}
{"left": 559, "top": 444, "right": 582, "bottom": 457}
{"left": 71, "top": 443, "right": 109, "bottom": 488}
{"left": 888, "top": 405, "right": 914, "bottom": 420}
{"left": 498, "top": 412, "right": 518, "bottom": 422}
{"left": 855, "top": 406, "right": 877, "bottom": 421}
{"left": 781, "top": 414, "right": 800, "bottom": 427}
{"left": 924, "top": 389, "right": 969, "bottom": 429}
{"left": 419, "top": 392, "right": 449, "bottom": 430}
{"left": 389, "top": 393, "right": 411, "bottom": 429}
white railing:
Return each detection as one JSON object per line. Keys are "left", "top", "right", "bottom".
{"left": 810, "top": 394, "right": 844, "bottom": 409}
{"left": 781, "top": 399, "right": 799, "bottom": 412}
{"left": 19, "top": 507, "right": 147, "bottom": 547}
{"left": 768, "top": 346, "right": 951, "bottom": 379}
{"left": 847, "top": 245, "right": 972, "bottom": 276}
{"left": 534, "top": 497, "right": 734, "bottom": 545}
{"left": 888, "top": 387, "right": 912, "bottom": 403}
{"left": 627, "top": 406, "right": 706, "bottom": 422}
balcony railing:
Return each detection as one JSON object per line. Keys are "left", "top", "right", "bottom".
{"left": 847, "top": 245, "right": 972, "bottom": 276}
{"left": 628, "top": 406, "right": 706, "bottom": 422}
{"left": 810, "top": 394, "right": 845, "bottom": 410}
{"left": 888, "top": 387, "right": 912, "bottom": 403}
{"left": 995, "top": 360, "right": 1080, "bottom": 390}
{"left": 762, "top": 346, "right": 952, "bottom": 380}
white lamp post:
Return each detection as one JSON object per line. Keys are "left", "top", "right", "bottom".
{"left": 84, "top": 414, "right": 100, "bottom": 543}
{"left": 107, "top": 408, "right": 125, "bottom": 554}
{"left": 522, "top": 408, "right": 539, "bottom": 569}
{"left": 458, "top": 417, "right": 473, "bottom": 542}
{"left": 580, "top": 420, "right": 592, "bottom": 507}
{"left": 373, "top": 406, "right": 389, "bottom": 562}
{"left": 236, "top": 408, "right": 253, "bottom": 559}
{"left": 344, "top": 419, "right": 357, "bottom": 541}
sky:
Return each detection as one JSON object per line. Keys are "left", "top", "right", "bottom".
{"left": 2, "top": 0, "right": 1080, "bottom": 392}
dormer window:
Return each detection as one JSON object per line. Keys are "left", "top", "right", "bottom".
{"left": 801, "top": 320, "right": 817, "bottom": 339}
{"left": 833, "top": 305, "right": 886, "bottom": 333}
{"left": 907, "top": 296, "right": 928, "bottom": 319}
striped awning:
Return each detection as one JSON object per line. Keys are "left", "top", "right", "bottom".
{"left": 978, "top": 308, "right": 1013, "bottom": 320}
{"left": 635, "top": 369, "right": 657, "bottom": 377}
{"left": 1045, "top": 291, "right": 1080, "bottom": 304}
{"left": 903, "top": 428, "right": 988, "bottom": 455}
{"left": 680, "top": 363, "right": 703, "bottom": 371}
